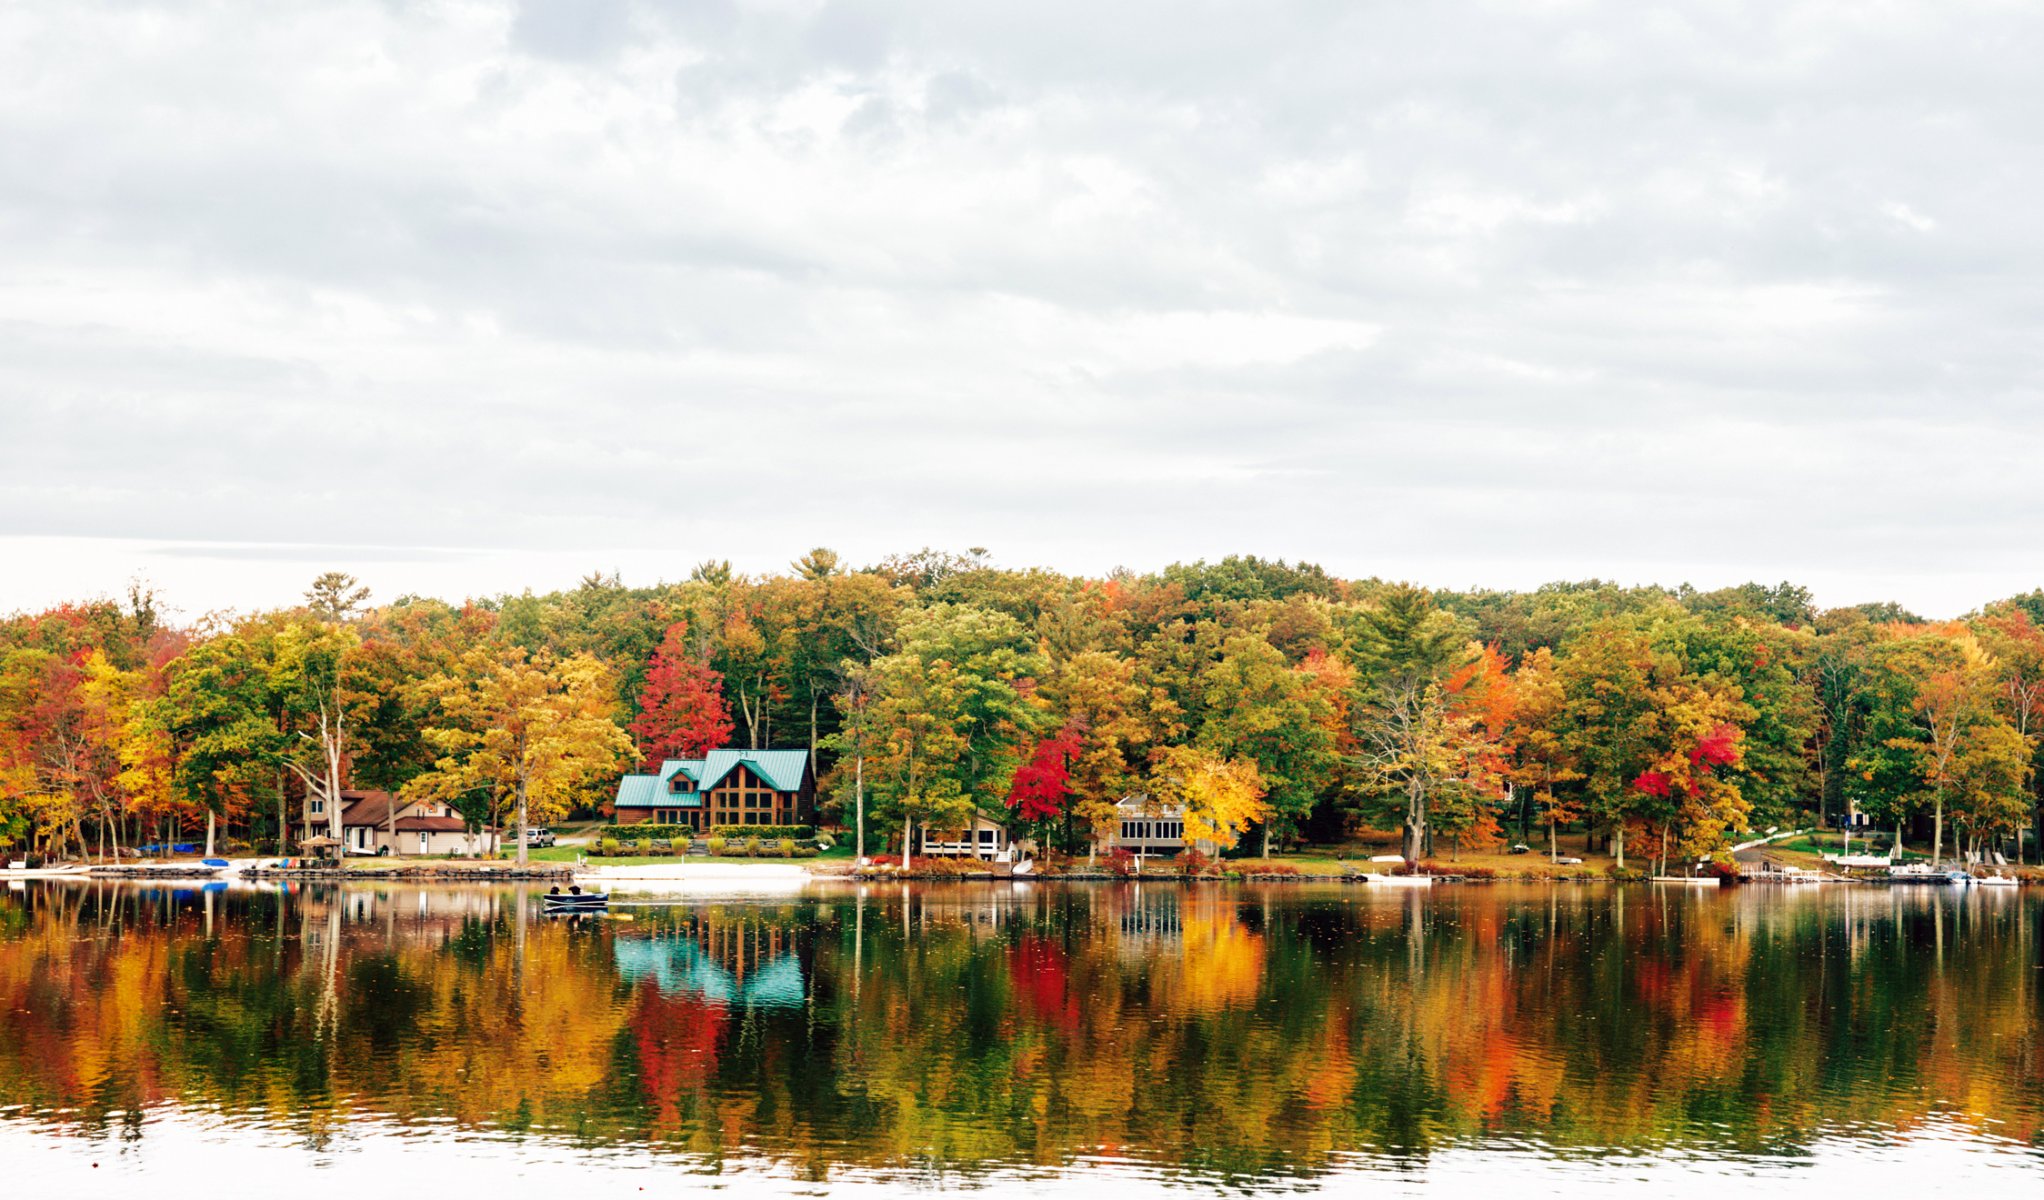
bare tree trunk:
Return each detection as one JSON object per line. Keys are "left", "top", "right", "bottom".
{"left": 1613, "top": 823, "right": 1626, "bottom": 871}
{"left": 854, "top": 750, "right": 865, "bottom": 862}
{"left": 205, "top": 809, "right": 216, "bottom": 858}
{"left": 515, "top": 777, "right": 529, "bottom": 866}
{"left": 1932, "top": 791, "right": 1946, "bottom": 866}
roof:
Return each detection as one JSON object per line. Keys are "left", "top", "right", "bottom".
{"left": 393, "top": 815, "right": 468, "bottom": 833}
{"left": 615, "top": 759, "right": 705, "bottom": 810}
{"left": 614, "top": 750, "right": 811, "bottom": 809}
{"left": 1115, "top": 792, "right": 1186, "bottom": 817}
{"left": 696, "top": 749, "right": 811, "bottom": 792}
{"left": 337, "top": 791, "right": 399, "bottom": 827}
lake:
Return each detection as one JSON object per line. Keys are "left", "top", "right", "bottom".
{"left": 2, "top": 879, "right": 2040, "bottom": 1197}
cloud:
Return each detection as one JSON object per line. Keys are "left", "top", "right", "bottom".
{"left": 2, "top": 0, "right": 2042, "bottom": 618}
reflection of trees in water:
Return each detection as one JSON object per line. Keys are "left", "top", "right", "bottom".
{"left": 0, "top": 883, "right": 2040, "bottom": 1183}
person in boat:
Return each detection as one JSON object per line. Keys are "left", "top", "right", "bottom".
{"left": 547, "top": 885, "right": 560, "bottom": 896}
{"left": 568, "top": 884, "right": 582, "bottom": 895}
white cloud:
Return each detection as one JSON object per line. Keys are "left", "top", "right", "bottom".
{"left": 2, "top": 0, "right": 2042, "bottom": 618}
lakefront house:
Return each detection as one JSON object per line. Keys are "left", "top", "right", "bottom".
{"left": 297, "top": 789, "right": 484, "bottom": 856}
{"left": 612, "top": 749, "right": 816, "bottom": 829}
{"left": 918, "top": 809, "right": 1012, "bottom": 859}
{"left": 1101, "top": 793, "right": 1198, "bottom": 858}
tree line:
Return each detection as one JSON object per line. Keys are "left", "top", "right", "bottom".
{"left": 3, "top": 551, "right": 2042, "bottom": 867}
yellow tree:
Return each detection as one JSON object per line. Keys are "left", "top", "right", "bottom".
{"left": 1887, "top": 627, "right": 1996, "bottom": 865}
{"left": 1506, "top": 648, "right": 1582, "bottom": 861}
{"left": 407, "top": 649, "right": 633, "bottom": 863}
{"left": 1150, "top": 745, "right": 1267, "bottom": 853}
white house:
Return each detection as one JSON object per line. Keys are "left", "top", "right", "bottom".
{"left": 1099, "top": 794, "right": 1215, "bottom": 858}
{"left": 919, "top": 810, "right": 1011, "bottom": 859}
{"left": 300, "top": 790, "right": 486, "bottom": 857}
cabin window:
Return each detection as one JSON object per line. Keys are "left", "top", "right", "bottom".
{"left": 311, "top": 798, "right": 325, "bottom": 815}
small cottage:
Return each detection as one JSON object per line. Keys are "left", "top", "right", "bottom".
{"left": 919, "top": 810, "right": 1011, "bottom": 859}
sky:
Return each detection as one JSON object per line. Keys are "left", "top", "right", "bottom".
{"left": 3, "top": 0, "right": 2042, "bottom": 622}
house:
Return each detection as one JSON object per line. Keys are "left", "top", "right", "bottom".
{"left": 613, "top": 749, "right": 816, "bottom": 830}
{"left": 919, "top": 809, "right": 1011, "bottom": 859}
{"left": 298, "top": 790, "right": 484, "bottom": 857}
{"left": 1100, "top": 793, "right": 1199, "bottom": 857}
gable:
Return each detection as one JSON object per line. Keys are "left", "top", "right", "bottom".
{"left": 696, "top": 749, "right": 810, "bottom": 793}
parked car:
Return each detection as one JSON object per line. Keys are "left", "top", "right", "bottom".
{"left": 524, "top": 828, "right": 556, "bottom": 849}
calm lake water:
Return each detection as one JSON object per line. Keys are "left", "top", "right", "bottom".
{"left": 2, "top": 879, "right": 2040, "bottom": 1197}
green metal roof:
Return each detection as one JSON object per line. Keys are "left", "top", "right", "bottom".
{"left": 696, "top": 749, "right": 811, "bottom": 792}
{"left": 615, "top": 750, "right": 809, "bottom": 808}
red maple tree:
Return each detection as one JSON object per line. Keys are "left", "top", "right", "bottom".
{"left": 629, "top": 621, "right": 735, "bottom": 767}
{"left": 1006, "top": 721, "right": 1084, "bottom": 821}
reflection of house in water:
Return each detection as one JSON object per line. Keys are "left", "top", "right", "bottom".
{"left": 1112, "top": 888, "right": 1184, "bottom": 955}
{"left": 613, "top": 917, "right": 806, "bottom": 1009}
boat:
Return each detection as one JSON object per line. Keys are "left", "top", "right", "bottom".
{"left": 1651, "top": 875, "right": 1721, "bottom": 886}
{"left": 542, "top": 890, "right": 610, "bottom": 911}
{"left": 1365, "top": 873, "right": 1435, "bottom": 887}
{"left": 1944, "top": 870, "right": 1976, "bottom": 886}
{"left": 1978, "top": 874, "right": 2021, "bottom": 888}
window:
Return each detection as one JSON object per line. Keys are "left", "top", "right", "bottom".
{"left": 311, "top": 798, "right": 325, "bottom": 815}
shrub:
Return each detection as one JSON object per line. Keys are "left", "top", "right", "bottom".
{"left": 597, "top": 837, "right": 620, "bottom": 857}
{"left": 603, "top": 824, "right": 704, "bottom": 841}
{"left": 674, "top": 835, "right": 691, "bottom": 854}
{"left": 707, "top": 837, "right": 728, "bottom": 856}
{"left": 708, "top": 824, "right": 814, "bottom": 840}
{"left": 743, "top": 836, "right": 762, "bottom": 858}
{"left": 1248, "top": 862, "right": 1300, "bottom": 877}
{"left": 1106, "top": 847, "right": 1136, "bottom": 877}
{"left": 815, "top": 833, "right": 835, "bottom": 851}
{"left": 1179, "top": 849, "right": 1216, "bottom": 877}
{"left": 634, "top": 839, "right": 650, "bottom": 858}
{"left": 778, "top": 837, "right": 796, "bottom": 858}
{"left": 795, "top": 846, "right": 819, "bottom": 859}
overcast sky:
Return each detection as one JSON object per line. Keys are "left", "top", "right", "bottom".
{"left": 3, "top": 0, "right": 2042, "bottom": 620}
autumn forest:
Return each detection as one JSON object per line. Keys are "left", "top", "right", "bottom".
{"left": 5, "top": 550, "right": 2044, "bottom": 869}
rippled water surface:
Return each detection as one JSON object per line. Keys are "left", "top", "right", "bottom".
{"left": 2, "top": 879, "right": 2040, "bottom": 1196}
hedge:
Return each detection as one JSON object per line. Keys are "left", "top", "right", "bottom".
{"left": 713, "top": 824, "right": 813, "bottom": 839}
{"left": 608, "top": 823, "right": 813, "bottom": 841}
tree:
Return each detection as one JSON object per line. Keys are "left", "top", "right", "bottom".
{"left": 1346, "top": 586, "right": 1479, "bottom": 859}
{"left": 630, "top": 622, "right": 735, "bottom": 766}
{"left": 305, "top": 572, "right": 372, "bottom": 623}
{"left": 1150, "top": 745, "right": 1267, "bottom": 853}
{"left": 407, "top": 649, "right": 634, "bottom": 864}
{"left": 852, "top": 604, "right": 1046, "bottom": 862}
{"left": 1195, "top": 634, "right": 1337, "bottom": 855}
{"left": 1554, "top": 624, "right": 1665, "bottom": 870}
{"left": 1507, "top": 647, "right": 1582, "bottom": 859}
{"left": 793, "top": 548, "right": 843, "bottom": 580}
{"left": 1039, "top": 649, "right": 1180, "bottom": 855}
{"left": 1006, "top": 720, "right": 1082, "bottom": 826}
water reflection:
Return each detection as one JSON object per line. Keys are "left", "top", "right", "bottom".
{"left": 1, "top": 880, "right": 2040, "bottom": 1193}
